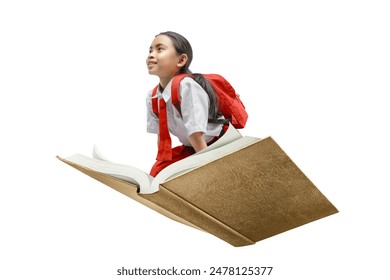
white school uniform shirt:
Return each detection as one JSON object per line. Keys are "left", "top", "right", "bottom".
{"left": 146, "top": 77, "right": 224, "bottom": 147}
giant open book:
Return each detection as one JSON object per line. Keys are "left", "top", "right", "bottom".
{"left": 57, "top": 125, "right": 338, "bottom": 246}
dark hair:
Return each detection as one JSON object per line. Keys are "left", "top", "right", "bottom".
{"left": 157, "top": 31, "right": 220, "bottom": 121}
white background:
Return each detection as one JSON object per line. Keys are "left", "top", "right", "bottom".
{"left": 1, "top": 0, "right": 389, "bottom": 279}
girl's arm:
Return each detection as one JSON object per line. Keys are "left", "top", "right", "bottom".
{"left": 188, "top": 132, "right": 207, "bottom": 152}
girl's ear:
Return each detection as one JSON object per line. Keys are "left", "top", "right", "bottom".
{"left": 177, "top": 54, "right": 188, "bottom": 68}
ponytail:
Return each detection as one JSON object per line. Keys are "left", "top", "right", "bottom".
{"left": 191, "top": 73, "right": 220, "bottom": 121}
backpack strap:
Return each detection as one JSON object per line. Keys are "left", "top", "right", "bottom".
{"left": 151, "top": 74, "right": 190, "bottom": 117}
{"left": 171, "top": 73, "right": 193, "bottom": 118}
{"left": 151, "top": 85, "right": 159, "bottom": 117}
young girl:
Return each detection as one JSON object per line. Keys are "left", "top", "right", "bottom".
{"left": 146, "top": 31, "right": 226, "bottom": 177}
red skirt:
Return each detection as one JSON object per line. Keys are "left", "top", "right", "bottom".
{"left": 150, "top": 125, "right": 228, "bottom": 177}
{"left": 149, "top": 145, "right": 196, "bottom": 177}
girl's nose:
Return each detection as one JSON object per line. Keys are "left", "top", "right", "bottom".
{"left": 148, "top": 50, "right": 155, "bottom": 59}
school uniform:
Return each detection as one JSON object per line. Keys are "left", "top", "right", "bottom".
{"left": 146, "top": 77, "right": 225, "bottom": 176}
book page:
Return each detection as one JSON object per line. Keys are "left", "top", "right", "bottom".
{"left": 92, "top": 144, "right": 110, "bottom": 161}
{"left": 195, "top": 123, "right": 243, "bottom": 155}
{"left": 64, "top": 154, "right": 154, "bottom": 188}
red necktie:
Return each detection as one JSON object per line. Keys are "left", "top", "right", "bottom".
{"left": 156, "top": 97, "right": 172, "bottom": 161}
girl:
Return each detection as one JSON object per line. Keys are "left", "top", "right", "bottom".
{"left": 146, "top": 31, "right": 226, "bottom": 177}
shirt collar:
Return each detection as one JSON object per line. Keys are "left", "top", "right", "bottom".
{"left": 157, "top": 79, "right": 173, "bottom": 102}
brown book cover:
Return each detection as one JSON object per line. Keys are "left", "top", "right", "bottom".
{"left": 57, "top": 136, "right": 338, "bottom": 247}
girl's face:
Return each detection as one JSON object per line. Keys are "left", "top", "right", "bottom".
{"left": 146, "top": 35, "right": 186, "bottom": 82}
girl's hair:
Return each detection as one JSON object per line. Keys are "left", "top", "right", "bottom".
{"left": 157, "top": 31, "right": 220, "bottom": 121}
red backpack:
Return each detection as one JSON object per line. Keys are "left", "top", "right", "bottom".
{"left": 152, "top": 73, "right": 248, "bottom": 128}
